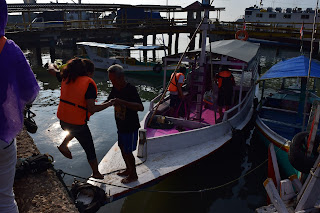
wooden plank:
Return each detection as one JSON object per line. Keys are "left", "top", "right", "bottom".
{"left": 296, "top": 155, "right": 320, "bottom": 211}
{"left": 263, "top": 178, "right": 289, "bottom": 213}
{"left": 268, "top": 144, "right": 281, "bottom": 191}
{"left": 288, "top": 174, "right": 302, "bottom": 193}
{"left": 279, "top": 179, "right": 295, "bottom": 202}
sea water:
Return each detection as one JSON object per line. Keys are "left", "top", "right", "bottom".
{"left": 25, "top": 41, "right": 302, "bottom": 213}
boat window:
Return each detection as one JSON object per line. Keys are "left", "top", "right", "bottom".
{"left": 301, "top": 14, "right": 310, "bottom": 19}
{"left": 256, "top": 13, "right": 263, "bottom": 18}
{"left": 193, "top": 12, "right": 197, "bottom": 19}
{"left": 283, "top": 14, "right": 291, "bottom": 19}
{"left": 269, "top": 14, "right": 276, "bottom": 18}
{"left": 245, "top": 11, "right": 252, "bottom": 15}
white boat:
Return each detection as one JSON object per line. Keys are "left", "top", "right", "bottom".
{"left": 237, "top": 4, "right": 316, "bottom": 30}
{"left": 85, "top": 6, "right": 260, "bottom": 205}
{"left": 76, "top": 41, "right": 177, "bottom": 77}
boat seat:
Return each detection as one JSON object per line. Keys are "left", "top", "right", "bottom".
{"left": 156, "top": 99, "right": 170, "bottom": 114}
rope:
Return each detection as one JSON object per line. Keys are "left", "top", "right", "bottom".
{"left": 57, "top": 130, "right": 286, "bottom": 195}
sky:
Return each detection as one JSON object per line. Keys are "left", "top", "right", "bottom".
{"left": 5, "top": 0, "right": 320, "bottom": 21}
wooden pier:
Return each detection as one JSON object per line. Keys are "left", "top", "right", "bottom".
{"left": 5, "top": 2, "right": 320, "bottom": 64}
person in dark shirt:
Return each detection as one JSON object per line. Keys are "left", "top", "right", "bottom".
{"left": 107, "top": 64, "right": 144, "bottom": 184}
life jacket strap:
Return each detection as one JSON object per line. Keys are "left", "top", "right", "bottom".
{"left": 60, "top": 98, "right": 87, "bottom": 111}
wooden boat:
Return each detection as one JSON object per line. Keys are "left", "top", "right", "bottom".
{"left": 76, "top": 41, "right": 177, "bottom": 77}
{"left": 83, "top": 6, "right": 260, "bottom": 205}
{"left": 255, "top": 55, "right": 320, "bottom": 177}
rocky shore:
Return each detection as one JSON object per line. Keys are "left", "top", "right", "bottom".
{"left": 14, "top": 128, "right": 79, "bottom": 213}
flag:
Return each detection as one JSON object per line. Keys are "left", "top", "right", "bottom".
{"left": 300, "top": 23, "right": 304, "bottom": 40}
{"left": 243, "top": 18, "right": 246, "bottom": 30}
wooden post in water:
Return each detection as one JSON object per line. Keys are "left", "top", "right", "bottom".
{"left": 143, "top": 34, "right": 148, "bottom": 62}
{"left": 35, "top": 46, "right": 42, "bottom": 66}
{"left": 168, "top": 33, "right": 172, "bottom": 55}
{"left": 152, "top": 33, "right": 156, "bottom": 61}
{"left": 175, "top": 33, "right": 179, "bottom": 54}
{"left": 49, "top": 39, "right": 56, "bottom": 63}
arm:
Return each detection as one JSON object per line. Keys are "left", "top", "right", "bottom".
{"left": 177, "top": 83, "right": 184, "bottom": 99}
{"left": 86, "top": 99, "right": 114, "bottom": 114}
{"left": 114, "top": 98, "right": 144, "bottom": 111}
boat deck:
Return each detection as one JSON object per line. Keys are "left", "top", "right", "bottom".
{"left": 260, "top": 107, "right": 305, "bottom": 140}
{"left": 146, "top": 105, "right": 226, "bottom": 138}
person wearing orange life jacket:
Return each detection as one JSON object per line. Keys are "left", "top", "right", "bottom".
{"left": 54, "top": 58, "right": 114, "bottom": 179}
{"left": 168, "top": 66, "right": 187, "bottom": 117}
{"left": 216, "top": 65, "right": 235, "bottom": 120}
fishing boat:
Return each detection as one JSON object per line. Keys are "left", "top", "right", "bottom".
{"left": 255, "top": 55, "right": 320, "bottom": 177}
{"left": 76, "top": 41, "right": 177, "bottom": 77}
{"left": 81, "top": 3, "right": 260, "bottom": 206}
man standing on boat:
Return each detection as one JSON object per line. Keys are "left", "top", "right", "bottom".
{"left": 107, "top": 65, "right": 144, "bottom": 184}
{"left": 216, "top": 65, "right": 235, "bottom": 120}
{"left": 168, "top": 66, "right": 187, "bottom": 117}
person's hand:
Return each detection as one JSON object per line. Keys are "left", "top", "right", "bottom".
{"left": 47, "top": 63, "right": 59, "bottom": 76}
{"left": 113, "top": 98, "right": 123, "bottom": 105}
{"left": 108, "top": 99, "right": 116, "bottom": 106}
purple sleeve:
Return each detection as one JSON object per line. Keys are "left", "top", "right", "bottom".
{"left": 0, "top": 40, "right": 39, "bottom": 143}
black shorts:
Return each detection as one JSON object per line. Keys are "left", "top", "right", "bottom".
{"left": 217, "top": 89, "right": 233, "bottom": 107}
{"left": 60, "top": 121, "right": 97, "bottom": 161}
{"left": 170, "top": 94, "right": 181, "bottom": 108}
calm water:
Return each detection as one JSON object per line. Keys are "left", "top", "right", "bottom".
{"left": 24, "top": 41, "right": 302, "bottom": 213}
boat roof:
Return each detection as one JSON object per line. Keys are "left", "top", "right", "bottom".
{"left": 76, "top": 41, "right": 162, "bottom": 50}
{"left": 259, "top": 55, "right": 320, "bottom": 80}
{"left": 191, "top": 39, "right": 260, "bottom": 63}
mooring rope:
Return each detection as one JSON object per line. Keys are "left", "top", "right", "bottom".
{"left": 56, "top": 137, "right": 287, "bottom": 195}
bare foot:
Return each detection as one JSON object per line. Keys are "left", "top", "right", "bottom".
{"left": 91, "top": 173, "right": 104, "bottom": 180}
{"left": 57, "top": 146, "right": 72, "bottom": 159}
{"left": 117, "top": 170, "right": 129, "bottom": 177}
{"left": 121, "top": 175, "right": 138, "bottom": 184}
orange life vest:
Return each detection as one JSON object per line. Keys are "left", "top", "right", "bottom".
{"left": 0, "top": 36, "right": 7, "bottom": 54}
{"left": 168, "top": 72, "right": 185, "bottom": 92}
{"left": 217, "top": 70, "right": 232, "bottom": 88}
{"left": 57, "top": 76, "right": 97, "bottom": 125}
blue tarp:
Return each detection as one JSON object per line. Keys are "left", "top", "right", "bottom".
{"left": 259, "top": 55, "right": 320, "bottom": 80}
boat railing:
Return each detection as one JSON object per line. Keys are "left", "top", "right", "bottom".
{"left": 223, "top": 80, "right": 254, "bottom": 122}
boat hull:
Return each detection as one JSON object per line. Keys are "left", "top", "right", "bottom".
{"left": 255, "top": 116, "right": 298, "bottom": 177}
{"left": 88, "top": 90, "right": 255, "bottom": 204}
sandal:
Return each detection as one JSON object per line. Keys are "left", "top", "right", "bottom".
{"left": 57, "top": 146, "right": 72, "bottom": 159}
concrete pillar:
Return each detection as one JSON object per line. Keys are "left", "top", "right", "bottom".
{"left": 175, "top": 33, "right": 179, "bottom": 54}
{"left": 143, "top": 34, "right": 147, "bottom": 62}
{"left": 152, "top": 33, "right": 156, "bottom": 61}
{"left": 189, "top": 32, "right": 195, "bottom": 50}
